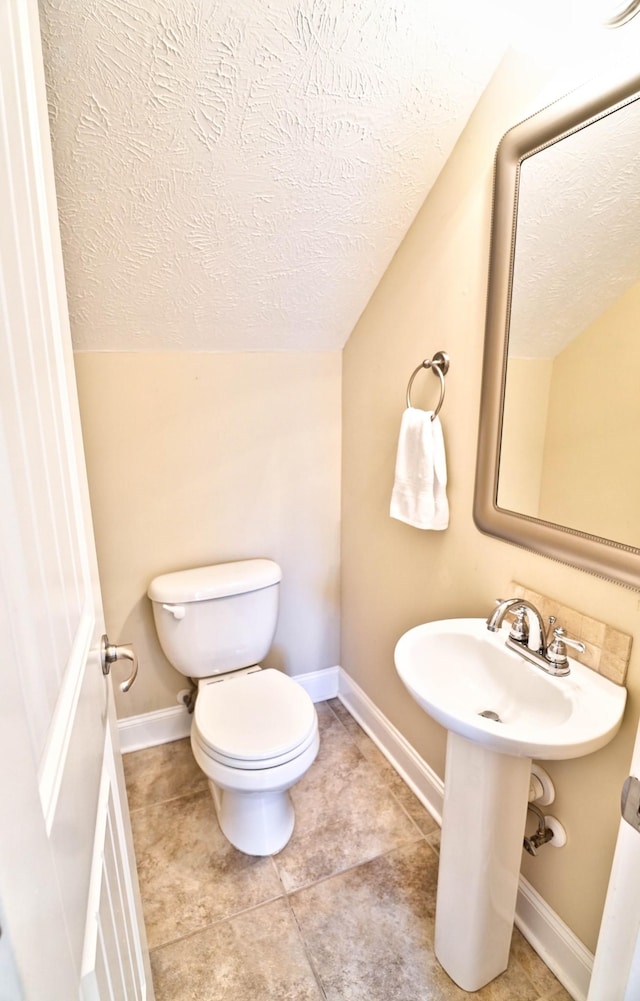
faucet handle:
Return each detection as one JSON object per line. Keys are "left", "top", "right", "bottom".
{"left": 508, "top": 606, "right": 529, "bottom": 644}
{"left": 545, "top": 626, "right": 586, "bottom": 673}
{"left": 553, "top": 626, "right": 585, "bottom": 654}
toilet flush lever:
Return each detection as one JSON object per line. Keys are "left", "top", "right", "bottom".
{"left": 100, "top": 635, "right": 138, "bottom": 693}
{"left": 162, "top": 603, "right": 185, "bottom": 620}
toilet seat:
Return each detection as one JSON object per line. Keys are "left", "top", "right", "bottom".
{"left": 194, "top": 668, "right": 318, "bottom": 770}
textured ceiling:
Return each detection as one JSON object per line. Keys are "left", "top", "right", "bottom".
{"left": 510, "top": 92, "right": 640, "bottom": 358}
{"left": 39, "top": 0, "right": 511, "bottom": 352}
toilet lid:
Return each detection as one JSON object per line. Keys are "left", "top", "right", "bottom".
{"left": 194, "top": 669, "right": 317, "bottom": 765}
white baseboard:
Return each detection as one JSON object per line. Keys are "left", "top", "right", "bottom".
{"left": 296, "top": 665, "right": 340, "bottom": 702}
{"left": 336, "top": 667, "right": 592, "bottom": 1001}
{"left": 117, "top": 663, "right": 592, "bottom": 998}
{"left": 118, "top": 704, "right": 192, "bottom": 753}
{"left": 117, "top": 666, "right": 341, "bottom": 754}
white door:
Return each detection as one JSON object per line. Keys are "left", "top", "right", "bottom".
{"left": 0, "top": 0, "right": 153, "bottom": 997}
{"left": 588, "top": 724, "right": 640, "bottom": 1000}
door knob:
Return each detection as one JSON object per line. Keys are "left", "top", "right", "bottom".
{"left": 100, "top": 635, "right": 138, "bottom": 693}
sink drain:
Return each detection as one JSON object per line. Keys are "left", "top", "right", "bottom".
{"left": 478, "top": 709, "right": 501, "bottom": 722}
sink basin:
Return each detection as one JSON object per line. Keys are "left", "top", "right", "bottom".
{"left": 394, "top": 616, "right": 627, "bottom": 992}
{"left": 394, "top": 617, "right": 626, "bottom": 759}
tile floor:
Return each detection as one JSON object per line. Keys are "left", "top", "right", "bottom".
{"left": 124, "top": 699, "right": 573, "bottom": 1001}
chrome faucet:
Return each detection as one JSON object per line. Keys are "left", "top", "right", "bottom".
{"left": 486, "top": 597, "right": 585, "bottom": 676}
{"left": 486, "top": 597, "right": 549, "bottom": 645}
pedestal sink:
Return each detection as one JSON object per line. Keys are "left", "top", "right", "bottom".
{"left": 394, "top": 618, "right": 626, "bottom": 992}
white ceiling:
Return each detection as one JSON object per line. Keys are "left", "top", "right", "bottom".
{"left": 39, "top": 0, "right": 513, "bottom": 353}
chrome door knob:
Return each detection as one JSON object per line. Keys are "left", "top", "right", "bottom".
{"left": 100, "top": 635, "right": 138, "bottom": 693}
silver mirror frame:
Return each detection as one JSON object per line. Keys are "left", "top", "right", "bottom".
{"left": 604, "top": 1, "right": 640, "bottom": 28}
{"left": 474, "top": 68, "right": 640, "bottom": 590}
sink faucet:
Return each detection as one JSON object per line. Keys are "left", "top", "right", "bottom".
{"left": 486, "top": 597, "right": 584, "bottom": 676}
{"left": 486, "top": 598, "right": 550, "bottom": 646}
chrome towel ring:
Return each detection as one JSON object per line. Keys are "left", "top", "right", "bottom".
{"left": 406, "top": 350, "right": 450, "bottom": 419}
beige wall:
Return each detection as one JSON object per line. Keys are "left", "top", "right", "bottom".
{"left": 499, "top": 357, "right": 553, "bottom": 514}
{"left": 341, "top": 50, "right": 640, "bottom": 953}
{"left": 75, "top": 352, "right": 342, "bottom": 720}
{"left": 540, "top": 279, "right": 640, "bottom": 545}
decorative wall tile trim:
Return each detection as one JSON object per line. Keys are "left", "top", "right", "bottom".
{"left": 510, "top": 581, "right": 631, "bottom": 686}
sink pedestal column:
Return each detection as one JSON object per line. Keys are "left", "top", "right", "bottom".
{"left": 434, "top": 731, "right": 531, "bottom": 992}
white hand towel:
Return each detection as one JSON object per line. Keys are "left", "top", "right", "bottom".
{"left": 390, "top": 408, "right": 449, "bottom": 530}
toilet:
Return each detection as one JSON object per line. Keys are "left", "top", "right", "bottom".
{"left": 147, "top": 558, "right": 319, "bottom": 856}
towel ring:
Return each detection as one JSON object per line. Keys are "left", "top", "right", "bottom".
{"left": 406, "top": 351, "right": 450, "bottom": 419}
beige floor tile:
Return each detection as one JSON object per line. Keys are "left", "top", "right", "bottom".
{"left": 472, "top": 964, "right": 542, "bottom": 1001}
{"left": 543, "top": 987, "right": 574, "bottom": 1001}
{"left": 290, "top": 840, "right": 440, "bottom": 1000}
{"left": 327, "top": 698, "right": 395, "bottom": 773}
{"left": 123, "top": 737, "right": 206, "bottom": 811}
{"left": 387, "top": 770, "right": 441, "bottom": 836}
{"left": 150, "top": 898, "right": 324, "bottom": 1001}
{"left": 427, "top": 829, "right": 441, "bottom": 854}
{"left": 315, "top": 699, "right": 347, "bottom": 741}
{"left": 419, "top": 954, "right": 542, "bottom": 1001}
{"left": 131, "top": 790, "right": 283, "bottom": 949}
{"left": 411, "top": 929, "right": 546, "bottom": 1001}
{"left": 509, "top": 927, "right": 566, "bottom": 996}
{"left": 325, "top": 696, "right": 351, "bottom": 725}
{"left": 275, "top": 705, "right": 422, "bottom": 891}
{"left": 327, "top": 699, "right": 440, "bottom": 836}
{"left": 290, "top": 838, "right": 542, "bottom": 1001}
{"left": 129, "top": 701, "right": 561, "bottom": 1000}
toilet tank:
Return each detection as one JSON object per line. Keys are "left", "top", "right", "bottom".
{"left": 147, "top": 559, "right": 281, "bottom": 679}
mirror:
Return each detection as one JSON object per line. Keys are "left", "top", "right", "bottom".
{"left": 474, "top": 67, "right": 640, "bottom": 589}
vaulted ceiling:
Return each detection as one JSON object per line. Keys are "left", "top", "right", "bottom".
{"left": 39, "top": 0, "right": 513, "bottom": 352}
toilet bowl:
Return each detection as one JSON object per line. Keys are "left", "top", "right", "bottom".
{"left": 148, "top": 559, "right": 319, "bottom": 855}
{"left": 192, "top": 668, "right": 319, "bottom": 855}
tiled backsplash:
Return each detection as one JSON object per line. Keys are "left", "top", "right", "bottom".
{"left": 509, "top": 581, "right": 632, "bottom": 686}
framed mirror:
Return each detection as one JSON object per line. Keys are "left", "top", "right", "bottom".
{"left": 474, "top": 67, "right": 640, "bottom": 589}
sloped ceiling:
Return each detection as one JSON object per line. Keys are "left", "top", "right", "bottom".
{"left": 39, "top": 0, "right": 511, "bottom": 352}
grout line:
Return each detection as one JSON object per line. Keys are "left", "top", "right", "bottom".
{"left": 384, "top": 778, "right": 434, "bottom": 837}
{"left": 282, "top": 892, "right": 329, "bottom": 1000}
{"left": 127, "top": 784, "right": 208, "bottom": 815}
{"left": 148, "top": 889, "right": 288, "bottom": 956}
{"left": 279, "top": 837, "right": 427, "bottom": 899}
